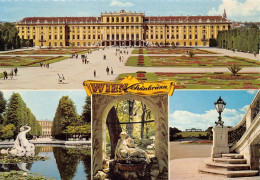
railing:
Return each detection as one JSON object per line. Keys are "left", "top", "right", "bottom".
{"left": 228, "top": 121, "right": 246, "bottom": 147}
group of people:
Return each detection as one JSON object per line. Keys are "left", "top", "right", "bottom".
{"left": 2, "top": 68, "right": 18, "bottom": 80}
{"left": 106, "top": 66, "right": 113, "bottom": 75}
{"left": 40, "top": 62, "right": 49, "bottom": 68}
{"left": 57, "top": 73, "right": 65, "bottom": 84}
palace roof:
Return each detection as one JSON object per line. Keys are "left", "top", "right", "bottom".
{"left": 145, "top": 16, "right": 230, "bottom": 23}
{"left": 20, "top": 17, "right": 101, "bottom": 24}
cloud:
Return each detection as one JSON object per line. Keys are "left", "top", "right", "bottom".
{"left": 170, "top": 108, "right": 244, "bottom": 131}
{"left": 247, "top": 90, "right": 257, "bottom": 95}
{"left": 208, "top": 0, "right": 260, "bottom": 17}
{"left": 109, "top": 0, "right": 133, "bottom": 7}
{"left": 240, "top": 105, "right": 249, "bottom": 112}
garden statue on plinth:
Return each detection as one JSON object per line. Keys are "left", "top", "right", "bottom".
{"left": 10, "top": 126, "right": 35, "bottom": 157}
{"left": 115, "top": 132, "right": 150, "bottom": 163}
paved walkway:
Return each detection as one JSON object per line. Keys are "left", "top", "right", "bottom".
{"left": 170, "top": 158, "right": 260, "bottom": 180}
{"left": 0, "top": 47, "right": 259, "bottom": 89}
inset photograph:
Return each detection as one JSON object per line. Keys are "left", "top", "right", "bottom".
{"left": 169, "top": 90, "right": 259, "bottom": 179}
{"left": 0, "top": 90, "right": 91, "bottom": 179}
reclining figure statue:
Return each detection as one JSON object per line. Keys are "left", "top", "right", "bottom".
{"left": 115, "top": 132, "right": 150, "bottom": 163}
{"left": 10, "top": 126, "right": 35, "bottom": 157}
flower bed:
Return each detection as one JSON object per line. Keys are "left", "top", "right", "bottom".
{"left": 0, "top": 56, "right": 67, "bottom": 67}
{"left": 2, "top": 49, "right": 89, "bottom": 55}
{"left": 126, "top": 56, "right": 260, "bottom": 67}
{"left": 145, "top": 48, "right": 217, "bottom": 54}
{"left": 116, "top": 72, "right": 260, "bottom": 89}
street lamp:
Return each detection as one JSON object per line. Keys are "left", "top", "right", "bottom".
{"left": 214, "top": 96, "right": 226, "bottom": 126}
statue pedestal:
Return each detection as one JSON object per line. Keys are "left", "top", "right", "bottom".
{"left": 211, "top": 126, "right": 229, "bottom": 158}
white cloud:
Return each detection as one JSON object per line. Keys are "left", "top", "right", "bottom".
{"left": 170, "top": 108, "right": 244, "bottom": 131}
{"left": 240, "top": 105, "right": 249, "bottom": 112}
{"left": 247, "top": 90, "right": 257, "bottom": 95}
{"left": 208, "top": 0, "right": 260, "bottom": 17}
{"left": 109, "top": 0, "right": 133, "bottom": 7}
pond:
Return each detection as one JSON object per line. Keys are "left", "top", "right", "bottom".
{"left": 0, "top": 146, "right": 91, "bottom": 180}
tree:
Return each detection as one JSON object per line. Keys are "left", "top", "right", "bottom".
{"left": 188, "top": 50, "right": 195, "bottom": 58}
{"left": 0, "top": 124, "right": 16, "bottom": 139}
{"left": 6, "top": 93, "right": 27, "bottom": 135}
{"left": 81, "top": 96, "right": 91, "bottom": 123}
{"left": 0, "top": 23, "right": 21, "bottom": 50}
{"left": 0, "top": 91, "right": 6, "bottom": 124}
{"left": 52, "top": 96, "right": 79, "bottom": 139}
{"left": 228, "top": 64, "right": 242, "bottom": 76}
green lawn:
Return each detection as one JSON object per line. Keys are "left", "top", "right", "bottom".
{"left": 116, "top": 72, "right": 260, "bottom": 89}
{"left": 0, "top": 56, "right": 67, "bottom": 67}
{"left": 126, "top": 56, "right": 260, "bottom": 67}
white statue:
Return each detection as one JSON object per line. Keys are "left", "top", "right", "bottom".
{"left": 115, "top": 132, "right": 150, "bottom": 163}
{"left": 10, "top": 126, "right": 35, "bottom": 157}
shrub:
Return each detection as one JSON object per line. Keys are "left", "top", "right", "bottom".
{"left": 228, "top": 64, "right": 242, "bottom": 76}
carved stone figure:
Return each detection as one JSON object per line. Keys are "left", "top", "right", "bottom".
{"left": 115, "top": 132, "right": 150, "bottom": 163}
{"left": 10, "top": 126, "right": 35, "bottom": 157}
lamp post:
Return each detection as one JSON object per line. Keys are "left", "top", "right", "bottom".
{"left": 214, "top": 96, "right": 226, "bottom": 126}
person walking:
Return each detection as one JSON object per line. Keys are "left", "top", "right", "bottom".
{"left": 61, "top": 74, "right": 65, "bottom": 83}
{"left": 3, "top": 71, "right": 8, "bottom": 80}
{"left": 84, "top": 58, "right": 87, "bottom": 64}
{"left": 94, "top": 70, "right": 96, "bottom": 77}
{"left": 106, "top": 66, "right": 109, "bottom": 75}
{"left": 57, "top": 73, "right": 61, "bottom": 84}
{"left": 14, "top": 67, "right": 18, "bottom": 76}
{"left": 111, "top": 67, "right": 113, "bottom": 75}
{"left": 10, "top": 70, "right": 13, "bottom": 80}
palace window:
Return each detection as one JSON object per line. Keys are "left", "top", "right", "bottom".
{"left": 195, "top": 26, "right": 197, "bottom": 29}
{"left": 33, "top": 27, "right": 35, "bottom": 30}
{"left": 176, "top": 34, "right": 179, "bottom": 39}
{"left": 127, "top": 17, "right": 129, "bottom": 22}
{"left": 60, "top": 42, "right": 62, "bottom": 46}
{"left": 189, "top": 42, "right": 192, "bottom": 46}
{"left": 77, "top": 35, "right": 80, "bottom": 39}
{"left": 195, "top": 42, "right": 197, "bottom": 46}
{"left": 55, "top": 26, "right": 57, "bottom": 29}
{"left": 93, "top": 35, "right": 95, "bottom": 39}
{"left": 161, "top": 35, "right": 163, "bottom": 39}
{"left": 171, "top": 35, "right": 174, "bottom": 39}
{"left": 203, "top": 26, "right": 206, "bottom": 28}
{"left": 223, "top": 25, "right": 225, "bottom": 28}
{"left": 73, "top": 35, "right": 75, "bottom": 39}
{"left": 156, "top": 35, "right": 158, "bottom": 39}
{"left": 176, "top": 26, "right": 179, "bottom": 29}
{"left": 184, "top": 35, "right": 186, "bottom": 39}
{"left": 27, "top": 35, "right": 30, "bottom": 39}
{"left": 189, "top": 34, "right": 192, "bottom": 39}
{"left": 98, "top": 35, "right": 100, "bottom": 39}
{"left": 151, "top": 34, "right": 153, "bottom": 39}
{"left": 49, "top": 35, "right": 51, "bottom": 39}
{"left": 217, "top": 25, "right": 219, "bottom": 28}
{"left": 117, "top": 17, "right": 119, "bottom": 22}
{"left": 116, "top": 26, "right": 119, "bottom": 29}
{"left": 55, "top": 35, "right": 57, "bottom": 39}
{"left": 184, "top": 26, "right": 186, "bottom": 29}
{"left": 122, "top": 17, "right": 124, "bottom": 22}
{"left": 136, "top": 34, "right": 139, "bottom": 39}
{"left": 107, "top": 34, "right": 110, "bottom": 39}
{"left": 33, "top": 35, "right": 35, "bottom": 39}
{"left": 131, "top": 17, "right": 134, "bottom": 22}
{"left": 107, "top": 17, "right": 109, "bottom": 22}
{"left": 83, "top": 35, "right": 86, "bottom": 39}
{"left": 211, "top": 34, "right": 214, "bottom": 38}
{"left": 131, "top": 33, "right": 134, "bottom": 39}
{"left": 77, "top": 42, "right": 79, "bottom": 46}
{"left": 121, "top": 34, "right": 124, "bottom": 40}
{"left": 184, "top": 42, "right": 186, "bottom": 46}
{"left": 195, "top": 34, "right": 197, "bottom": 39}
{"left": 167, "top": 35, "right": 169, "bottom": 39}
{"left": 136, "top": 17, "right": 139, "bottom": 22}
{"left": 41, "top": 27, "right": 43, "bottom": 30}
{"left": 112, "top": 17, "right": 114, "bottom": 22}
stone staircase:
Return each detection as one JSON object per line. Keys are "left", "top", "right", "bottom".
{"left": 199, "top": 153, "right": 259, "bottom": 178}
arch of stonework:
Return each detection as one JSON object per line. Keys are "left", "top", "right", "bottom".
{"left": 92, "top": 93, "right": 168, "bottom": 176}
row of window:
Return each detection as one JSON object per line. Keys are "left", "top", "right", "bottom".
{"left": 19, "top": 25, "right": 226, "bottom": 31}
{"left": 105, "top": 16, "right": 140, "bottom": 23}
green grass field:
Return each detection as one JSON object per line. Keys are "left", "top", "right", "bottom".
{"left": 116, "top": 72, "right": 260, "bottom": 89}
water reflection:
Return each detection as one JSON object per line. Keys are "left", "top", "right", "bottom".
{"left": 0, "top": 146, "right": 91, "bottom": 180}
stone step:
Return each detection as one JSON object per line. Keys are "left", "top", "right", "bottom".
{"left": 222, "top": 153, "right": 244, "bottom": 159}
{"left": 213, "top": 158, "right": 247, "bottom": 164}
{"left": 199, "top": 168, "right": 259, "bottom": 178}
{"left": 206, "top": 161, "right": 250, "bottom": 171}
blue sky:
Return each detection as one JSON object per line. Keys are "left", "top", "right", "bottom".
{"left": 169, "top": 90, "right": 258, "bottom": 131}
{"left": 0, "top": 0, "right": 259, "bottom": 22}
{"left": 2, "top": 90, "right": 87, "bottom": 121}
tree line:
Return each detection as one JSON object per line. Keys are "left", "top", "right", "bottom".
{"left": 0, "top": 91, "right": 42, "bottom": 140}
{"left": 0, "top": 23, "right": 33, "bottom": 51}
{"left": 216, "top": 26, "right": 260, "bottom": 54}
{"left": 51, "top": 96, "right": 91, "bottom": 140}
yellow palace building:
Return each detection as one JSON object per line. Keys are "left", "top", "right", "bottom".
{"left": 16, "top": 10, "right": 231, "bottom": 47}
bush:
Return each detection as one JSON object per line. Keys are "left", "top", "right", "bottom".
{"left": 228, "top": 64, "right": 242, "bottom": 76}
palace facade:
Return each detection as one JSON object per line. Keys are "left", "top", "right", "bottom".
{"left": 38, "top": 120, "right": 53, "bottom": 138}
{"left": 16, "top": 10, "right": 231, "bottom": 47}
